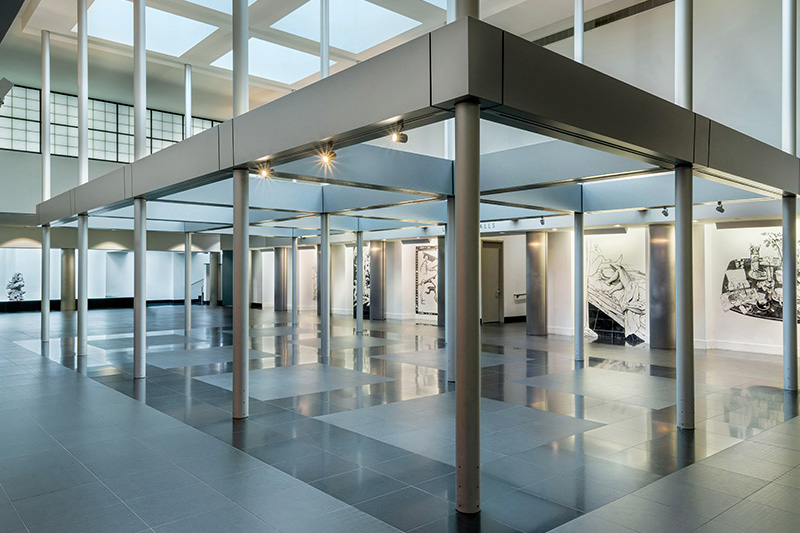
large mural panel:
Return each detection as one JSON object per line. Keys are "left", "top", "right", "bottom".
{"left": 585, "top": 229, "right": 647, "bottom": 346}
{"left": 415, "top": 246, "right": 438, "bottom": 315}
{"left": 720, "top": 231, "right": 796, "bottom": 322}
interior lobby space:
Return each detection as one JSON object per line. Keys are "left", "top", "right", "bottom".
{"left": 1, "top": 0, "right": 800, "bottom": 532}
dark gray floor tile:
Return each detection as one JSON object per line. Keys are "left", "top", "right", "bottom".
{"left": 523, "top": 472, "right": 627, "bottom": 512}
{"left": 245, "top": 437, "right": 323, "bottom": 464}
{"left": 238, "top": 484, "right": 347, "bottom": 531}
{"left": 154, "top": 503, "right": 277, "bottom": 533}
{"left": 126, "top": 482, "right": 230, "bottom": 527}
{"left": 416, "top": 472, "right": 517, "bottom": 504}
{"left": 13, "top": 481, "right": 121, "bottom": 529}
{"left": 370, "top": 453, "right": 454, "bottom": 485}
{"left": 481, "top": 489, "right": 581, "bottom": 533}
{"left": 311, "top": 466, "right": 408, "bottom": 505}
{"left": 204, "top": 466, "right": 298, "bottom": 502}
{"left": 0, "top": 502, "right": 25, "bottom": 533}
{"left": 746, "top": 482, "right": 800, "bottom": 515}
{"left": 355, "top": 487, "right": 452, "bottom": 531}
{"left": 714, "top": 499, "right": 799, "bottom": 532}
{"left": 27, "top": 502, "right": 148, "bottom": 533}
{"left": 410, "top": 512, "right": 522, "bottom": 532}
{"left": 2, "top": 462, "right": 96, "bottom": 502}
{"left": 101, "top": 462, "right": 198, "bottom": 501}
{"left": 272, "top": 451, "right": 360, "bottom": 482}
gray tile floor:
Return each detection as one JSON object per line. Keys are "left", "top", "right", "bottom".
{"left": 0, "top": 305, "right": 797, "bottom": 532}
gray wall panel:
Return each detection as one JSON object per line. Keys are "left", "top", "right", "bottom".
{"left": 430, "top": 16, "right": 503, "bottom": 108}
{"left": 131, "top": 126, "right": 222, "bottom": 197}
{"left": 501, "top": 32, "right": 695, "bottom": 165}
{"left": 706, "top": 121, "right": 799, "bottom": 194}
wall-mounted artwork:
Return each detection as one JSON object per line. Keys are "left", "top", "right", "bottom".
{"left": 720, "top": 232, "right": 796, "bottom": 322}
{"left": 352, "top": 247, "right": 370, "bottom": 318}
{"left": 586, "top": 244, "right": 647, "bottom": 346}
{"left": 415, "top": 246, "right": 438, "bottom": 315}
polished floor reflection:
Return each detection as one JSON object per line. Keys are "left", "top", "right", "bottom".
{"left": 0, "top": 306, "right": 797, "bottom": 532}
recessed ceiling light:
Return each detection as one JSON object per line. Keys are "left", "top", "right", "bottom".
{"left": 73, "top": 0, "right": 217, "bottom": 57}
{"left": 211, "top": 38, "right": 335, "bottom": 85}
{"left": 271, "top": 0, "right": 421, "bottom": 54}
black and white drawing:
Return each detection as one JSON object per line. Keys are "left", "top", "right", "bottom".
{"left": 586, "top": 245, "right": 646, "bottom": 345}
{"left": 720, "top": 232, "right": 797, "bottom": 322}
{"left": 6, "top": 272, "right": 24, "bottom": 301}
{"left": 415, "top": 246, "right": 438, "bottom": 315}
{"left": 352, "top": 247, "right": 371, "bottom": 318}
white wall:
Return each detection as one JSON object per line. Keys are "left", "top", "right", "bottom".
{"left": 548, "top": 0, "right": 782, "bottom": 150}
{"left": 105, "top": 251, "right": 133, "bottom": 297}
{"left": 385, "top": 241, "right": 405, "bottom": 319}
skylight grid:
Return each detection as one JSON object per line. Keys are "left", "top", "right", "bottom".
{"left": 211, "top": 38, "right": 334, "bottom": 85}
{"left": 271, "top": 0, "right": 422, "bottom": 54}
{"left": 74, "top": 0, "right": 218, "bottom": 57}
{"left": 184, "top": 0, "right": 257, "bottom": 15}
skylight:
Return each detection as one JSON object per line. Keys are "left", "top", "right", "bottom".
{"left": 74, "top": 0, "right": 217, "bottom": 57}
{"left": 183, "top": 0, "right": 258, "bottom": 15}
{"left": 211, "top": 38, "right": 334, "bottom": 85}
{"left": 271, "top": 0, "right": 422, "bottom": 54}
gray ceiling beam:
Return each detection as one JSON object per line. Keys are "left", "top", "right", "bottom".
{"left": 36, "top": 16, "right": 800, "bottom": 229}
{"left": 275, "top": 144, "right": 453, "bottom": 196}
{"left": 583, "top": 174, "right": 767, "bottom": 212}
{"left": 483, "top": 184, "right": 583, "bottom": 213}
{"left": 480, "top": 140, "right": 657, "bottom": 193}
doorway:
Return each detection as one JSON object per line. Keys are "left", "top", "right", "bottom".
{"left": 481, "top": 241, "right": 504, "bottom": 324}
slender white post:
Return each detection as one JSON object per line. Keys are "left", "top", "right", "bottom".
{"left": 77, "top": 214, "right": 88, "bottom": 356}
{"left": 233, "top": 169, "right": 249, "bottom": 418}
{"left": 232, "top": 0, "right": 250, "bottom": 419}
{"left": 675, "top": 0, "right": 693, "bottom": 109}
{"left": 41, "top": 31, "right": 51, "bottom": 201}
{"left": 184, "top": 64, "right": 192, "bottom": 140}
{"left": 77, "top": 0, "right": 88, "bottom": 185}
{"left": 782, "top": 0, "right": 798, "bottom": 391}
{"left": 574, "top": 0, "right": 584, "bottom": 63}
{"left": 455, "top": 101, "right": 481, "bottom": 515}
{"left": 134, "top": 0, "right": 146, "bottom": 160}
{"left": 320, "top": 0, "right": 330, "bottom": 79}
{"left": 356, "top": 231, "right": 364, "bottom": 335}
{"left": 134, "top": 198, "right": 147, "bottom": 378}
{"left": 41, "top": 30, "right": 51, "bottom": 344}
{"left": 574, "top": 212, "right": 584, "bottom": 361}
{"left": 41, "top": 226, "right": 50, "bottom": 342}
{"left": 320, "top": 214, "right": 331, "bottom": 362}
{"left": 675, "top": 165, "right": 695, "bottom": 428}
{"left": 232, "top": 0, "right": 248, "bottom": 117}
{"left": 184, "top": 232, "right": 192, "bottom": 334}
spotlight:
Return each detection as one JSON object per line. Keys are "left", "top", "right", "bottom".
{"left": 540, "top": 216, "right": 545, "bottom": 226}
{"left": 258, "top": 161, "right": 272, "bottom": 178}
{"left": 661, "top": 207, "right": 669, "bottom": 217}
{"left": 320, "top": 142, "right": 336, "bottom": 164}
{"left": 390, "top": 120, "right": 408, "bottom": 143}
{"left": 716, "top": 201, "right": 725, "bottom": 213}
{"left": 391, "top": 131, "right": 408, "bottom": 143}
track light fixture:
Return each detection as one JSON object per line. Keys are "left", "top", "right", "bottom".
{"left": 391, "top": 121, "right": 408, "bottom": 143}
{"left": 540, "top": 216, "right": 545, "bottom": 226}
{"left": 661, "top": 207, "right": 669, "bottom": 217}
{"left": 320, "top": 142, "right": 336, "bottom": 164}
{"left": 258, "top": 161, "right": 272, "bottom": 178}
{"left": 716, "top": 201, "right": 725, "bottom": 213}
